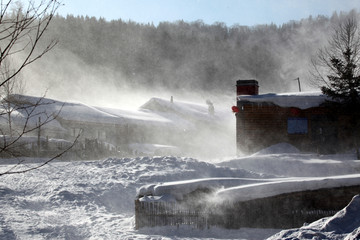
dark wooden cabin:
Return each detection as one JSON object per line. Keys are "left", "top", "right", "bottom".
{"left": 234, "top": 80, "right": 357, "bottom": 154}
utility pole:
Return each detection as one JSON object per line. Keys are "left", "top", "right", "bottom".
{"left": 294, "top": 77, "right": 301, "bottom": 92}
{"left": 37, "top": 117, "right": 41, "bottom": 157}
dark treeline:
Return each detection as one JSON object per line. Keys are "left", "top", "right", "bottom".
{"left": 39, "top": 10, "right": 359, "bottom": 96}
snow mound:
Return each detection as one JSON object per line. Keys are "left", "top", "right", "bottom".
{"left": 268, "top": 195, "right": 360, "bottom": 240}
{"left": 254, "top": 143, "right": 300, "bottom": 155}
{"left": 321, "top": 194, "right": 360, "bottom": 234}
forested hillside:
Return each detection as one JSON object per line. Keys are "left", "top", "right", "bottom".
{"left": 26, "top": 10, "right": 359, "bottom": 106}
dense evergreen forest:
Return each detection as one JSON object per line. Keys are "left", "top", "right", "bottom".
{"left": 27, "top": 10, "right": 359, "bottom": 106}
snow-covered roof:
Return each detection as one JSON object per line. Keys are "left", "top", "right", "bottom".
{"left": 237, "top": 91, "right": 329, "bottom": 109}
{"left": 0, "top": 101, "right": 65, "bottom": 131}
{"left": 6, "top": 95, "right": 182, "bottom": 127}
{"left": 140, "top": 98, "right": 224, "bottom": 129}
{"left": 95, "top": 106, "right": 171, "bottom": 124}
{"left": 2, "top": 95, "right": 231, "bottom": 134}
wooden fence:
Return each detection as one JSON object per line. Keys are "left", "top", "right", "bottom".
{"left": 135, "top": 185, "right": 360, "bottom": 230}
{"left": 135, "top": 200, "right": 208, "bottom": 229}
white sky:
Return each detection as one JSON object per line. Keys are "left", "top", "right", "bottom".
{"left": 55, "top": 0, "right": 360, "bottom": 26}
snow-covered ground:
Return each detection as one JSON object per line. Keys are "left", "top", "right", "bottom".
{"left": 1, "top": 142, "right": 360, "bottom": 239}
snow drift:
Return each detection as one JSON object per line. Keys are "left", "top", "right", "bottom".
{"left": 268, "top": 195, "right": 360, "bottom": 240}
{"left": 0, "top": 145, "right": 360, "bottom": 239}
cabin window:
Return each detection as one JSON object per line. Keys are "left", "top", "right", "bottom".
{"left": 287, "top": 117, "right": 308, "bottom": 134}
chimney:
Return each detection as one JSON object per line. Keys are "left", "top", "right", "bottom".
{"left": 236, "top": 79, "right": 259, "bottom": 96}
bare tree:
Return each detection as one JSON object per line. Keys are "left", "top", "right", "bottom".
{"left": 0, "top": 58, "right": 25, "bottom": 136}
{"left": 0, "top": 0, "right": 80, "bottom": 175}
{"left": 311, "top": 16, "right": 360, "bottom": 157}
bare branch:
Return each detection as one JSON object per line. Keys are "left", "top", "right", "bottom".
{"left": 0, "top": 0, "right": 60, "bottom": 88}
{"left": 0, "top": 1, "right": 78, "bottom": 176}
{"left": 0, "top": 132, "right": 81, "bottom": 176}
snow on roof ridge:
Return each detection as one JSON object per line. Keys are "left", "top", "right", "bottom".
{"left": 237, "top": 91, "right": 329, "bottom": 109}
{"left": 11, "top": 94, "right": 174, "bottom": 124}
{"left": 141, "top": 97, "right": 208, "bottom": 109}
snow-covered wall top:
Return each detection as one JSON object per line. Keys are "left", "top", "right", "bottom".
{"left": 137, "top": 174, "right": 360, "bottom": 204}
{"left": 237, "top": 91, "right": 330, "bottom": 109}
{"left": 215, "top": 174, "right": 360, "bottom": 203}
{"left": 137, "top": 177, "right": 276, "bottom": 201}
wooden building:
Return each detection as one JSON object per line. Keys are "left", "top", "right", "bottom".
{"left": 2, "top": 94, "right": 227, "bottom": 159}
{"left": 234, "top": 80, "right": 356, "bottom": 154}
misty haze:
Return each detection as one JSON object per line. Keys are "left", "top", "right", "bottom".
{"left": 25, "top": 12, "right": 346, "bottom": 104}
{"left": 1, "top": 1, "right": 360, "bottom": 239}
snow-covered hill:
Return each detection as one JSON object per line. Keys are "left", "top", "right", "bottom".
{"left": 1, "top": 145, "right": 360, "bottom": 239}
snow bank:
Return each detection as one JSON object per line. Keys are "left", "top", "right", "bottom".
{"left": 219, "top": 145, "right": 360, "bottom": 177}
{"left": 238, "top": 91, "right": 329, "bottom": 109}
{"left": 1, "top": 153, "right": 360, "bottom": 239}
{"left": 268, "top": 195, "right": 360, "bottom": 240}
{"left": 253, "top": 142, "right": 300, "bottom": 155}
{"left": 0, "top": 156, "right": 270, "bottom": 239}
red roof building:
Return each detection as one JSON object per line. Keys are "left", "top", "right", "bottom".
{"left": 235, "top": 80, "right": 355, "bottom": 154}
